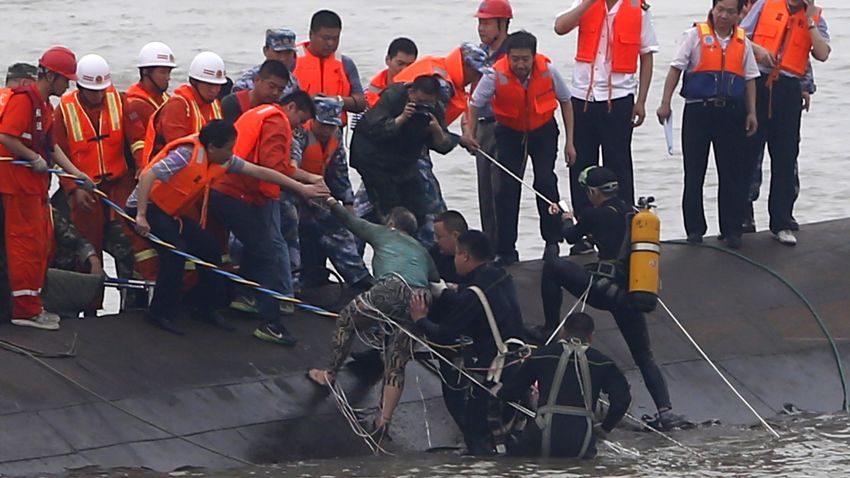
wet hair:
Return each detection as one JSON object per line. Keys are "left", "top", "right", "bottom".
{"left": 386, "top": 207, "right": 418, "bottom": 236}
{"left": 457, "top": 230, "right": 494, "bottom": 262}
{"left": 435, "top": 210, "right": 468, "bottom": 235}
{"left": 257, "top": 59, "right": 290, "bottom": 82}
{"left": 310, "top": 10, "right": 342, "bottom": 32}
{"left": 280, "top": 90, "right": 316, "bottom": 116}
{"left": 410, "top": 75, "right": 441, "bottom": 96}
{"left": 505, "top": 30, "right": 537, "bottom": 56}
{"left": 199, "top": 120, "right": 237, "bottom": 149}
{"left": 564, "top": 312, "right": 595, "bottom": 341}
{"left": 387, "top": 37, "right": 418, "bottom": 59}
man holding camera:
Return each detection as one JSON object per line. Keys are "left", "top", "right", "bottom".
{"left": 350, "top": 75, "right": 476, "bottom": 226}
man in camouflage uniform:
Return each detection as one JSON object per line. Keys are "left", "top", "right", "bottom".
{"left": 282, "top": 97, "right": 372, "bottom": 290}
{"left": 233, "top": 28, "right": 300, "bottom": 97}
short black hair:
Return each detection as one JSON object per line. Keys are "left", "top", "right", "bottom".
{"left": 280, "top": 90, "right": 316, "bottom": 116}
{"left": 457, "top": 230, "right": 493, "bottom": 262}
{"left": 713, "top": 0, "right": 746, "bottom": 10}
{"left": 435, "top": 210, "right": 468, "bottom": 235}
{"left": 387, "top": 37, "right": 418, "bottom": 59}
{"left": 199, "top": 120, "right": 237, "bottom": 149}
{"left": 564, "top": 312, "right": 595, "bottom": 341}
{"left": 257, "top": 59, "right": 290, "bottom": 82}
{"left": 386, "top": 207, "right": 418, "bottom": 236}
{"left": 505, "top": 30, "right": 537, "bottom": 56}
{"left": 410, "top": 75, "right": 441, "bottom": 96}
{"left": 310, "top": 10, "right": 342, "bottom": 32}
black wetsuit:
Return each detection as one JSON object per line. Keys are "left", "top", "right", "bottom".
{"left": 540, "top": 197, "right": 671, "bottom": 412}
{"left": 417, "top": 262, "right": 525, "bottom": 454}
{"left": 498, "top": 340, "right": 631, "bottom": 458}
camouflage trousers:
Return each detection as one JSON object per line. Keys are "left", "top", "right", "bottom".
{"left": 352, "top": 150, "right": 447, "bottom": 248}
{"left": 329, "top": 274, "right": 429, "bottom": 388}
{"left": 280, "top": 194, "right": 371, "bottom": 287}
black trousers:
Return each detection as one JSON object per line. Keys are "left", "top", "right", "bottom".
{"left": 360, "top": 166, "right": 427, "bottom": 227}
{"left": 494, "top": 119, "right": 562, "bottom": 256}
{"left": 570, "top": 96, "right": 636, "bottom": 217}
{"left": 142, "top": 204, "right": 227, "bottom": 321}
{"left": 747, "top": 76, "right": 803, "bottom": 233}
{"left": 540, "top": 258, "right": 671, "bottom": 411}
{"left": 681, "top": 101, "right": 750, "bottom": 238}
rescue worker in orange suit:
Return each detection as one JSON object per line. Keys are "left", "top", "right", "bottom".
{"left": 0, "top": 46, "right": 95, "bottom": 330}
{"left": 0, "top": 63, "right": 38, "bottom": 322}
{"left": 364, "top": 38, "right": 419, "bottom": 108}
{"left": 741, "top": 0, "right": 830, "bottom": 246}
{"left": 294, "top": 9, "right": 367, "bottom": 119}
{"left": 221, "top": 59, "right": 291, "bottom": 123}
{"left": 53, "top": 54, "right": 137, "bottom": 314}
{"left": 382, "top": 42, "right": 487, "bottom": 245}
{"left": 473, "top": 0, "right": 512, "bottom": 247}
{"left": 125, "top": 42, "right": 177, "bottom": 283}
{"left": 127, "top": 120, "right": 328, "bottom": 336}
{"left": 656, "top": 0, "right": 761, "bottom": 249}
{"left": 467, "top": 31, "right": 577, "bottom": 266}
{"left": 210, "top": 91, "right": 328, "bottom": 345}
{"left": 555, "top": 0, "right": 659, "bottom": 255}
{"left": 142, "top": 51, "right": 227, "bottom": 164}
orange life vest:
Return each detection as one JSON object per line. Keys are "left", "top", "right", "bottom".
{"left": 365, "top": 69, "right": 389, "bottom": 108}
{"left": 294, "top": 42, "right": 352, "bottom": 124}
{"left": 299, "top": 120, "right": 340, "bottom": 176}
{"left": 59, "top": 86, "right": 127, "bottom": 182}
{"left": 393, "top": 47, "right": 468, "bottom": 125}
{"left": 145, "top": 135, "right": 226, "bottom": 223}
{"left": 0, "top": 85, "right": 55, "bottom": 195}
{"left": 213, "top": 103, "right": 290, "bottom": 205}
{"left": 0, "top": 88, "right": 13, "bottom": 114}
{"left": 575, "top": 0, "right": 644, "bottom": 74}
{"left": 752, "top": 0, "right": 820, "bottom": 77}
{"left": 126, "top": 82, "right": 169, "bottom": 110}
{"left": 681, "top": 23, "right": 748, "bottom": 100}
{"left": 492, "top": 54, "right": 558, "bottom": 132}
{"left": 141, "top": 83, "right": 223, "bottom": 168}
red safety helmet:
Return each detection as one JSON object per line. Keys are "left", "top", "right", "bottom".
{"left": 475, "top": 0, "right": 513, "bottom": 19}
{"left": 39, "top": 46, "right": 78, "bottom": 81}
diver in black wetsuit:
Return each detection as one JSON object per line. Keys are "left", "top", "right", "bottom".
{"left": 498, "top": 312, "right": 630, "bottom": 458}
{"left": 540, "top": 166, "right": 687, "bottom": 430}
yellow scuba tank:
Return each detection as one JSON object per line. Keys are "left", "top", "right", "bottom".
{"left": 629, "top": 197, "right": 660, "bottom": 312}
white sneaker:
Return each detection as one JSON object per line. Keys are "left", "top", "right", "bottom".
{"left": 774, "top": 230, "right": 797, "bottom": 246}
{"left": 11, "top": 310, "right": 61, "bottom": 331}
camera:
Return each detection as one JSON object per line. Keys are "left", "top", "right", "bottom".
{"left": 412, "top": 102, "right": 435, "bottom": 119}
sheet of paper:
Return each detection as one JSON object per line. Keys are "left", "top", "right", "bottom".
{"left": 664, "top": 116, "right": 674, "bottom": 155}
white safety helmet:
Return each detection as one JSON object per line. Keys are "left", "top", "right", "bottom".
{"left": 188, "top": 51, "right": 227, "bottom": 85}
{"left": 75, "top": 54, "right": 112, "bottom": 90}
{"left": 137, "top": 41, "right": 177, "bottom": 68}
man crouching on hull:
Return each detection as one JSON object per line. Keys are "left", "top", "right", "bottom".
{"left": 497, "top": 312, "right": 630, "bottom": 458}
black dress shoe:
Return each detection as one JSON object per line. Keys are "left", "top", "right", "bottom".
{"left": 686, "top": 234, "right": 703, "bottom": 244}
{"left": 146, "top": 314, "right": 185, "bottom": 336}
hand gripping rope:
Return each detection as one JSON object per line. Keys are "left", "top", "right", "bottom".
{"left": 8, "top": 160, "right": 339, "bottom": 319}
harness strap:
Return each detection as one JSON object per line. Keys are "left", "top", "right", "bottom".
{"left": 469, "top": 285, "right": 509, "bottom": 384}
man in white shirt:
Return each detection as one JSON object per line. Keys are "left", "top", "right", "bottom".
{"left": 555, "top": 0, "right": 658, "bottom": 254}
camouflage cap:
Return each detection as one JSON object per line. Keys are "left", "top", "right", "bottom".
{"left": 314, "top": 95, "right": 343, "bottom": 126}
{"left": 459, "top": 42, "right": 490, "bottom": 74}
{"left": 5, "top": 62, "right": 37, "bottom": 82}
{"left": 265, "top": 28, "right": 297, "bottom": 52}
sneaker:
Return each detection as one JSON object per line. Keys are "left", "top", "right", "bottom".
{"left": 230, "top": 295, "right": 258, "bottom": 314}
{"left": 569, "top": 240, "right": 595, "bottom": 256}
{"left": 774, "top": 230, "right": 797, "bottom": 246}
{"left": 280, "top": 301, "right": 295, "bottom": 315}
{"left": 12, "top": 310, "right": 60, "bottom": 331}
{"left": 254, "top": 322, "right": 298, "bottom": 346}
{"left": 686, "top": 234, "right": 703, "bottom": 244}
{"left": 542, "top": 242, "right": 560, "bottom": 261}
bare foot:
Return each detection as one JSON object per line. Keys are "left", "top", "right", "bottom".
{"left": 307, "top": 368, "right": 335, "bottom": 386}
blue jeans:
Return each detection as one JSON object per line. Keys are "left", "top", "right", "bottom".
{"left": 210, "top": 192, "right": 292, "bottom": 323}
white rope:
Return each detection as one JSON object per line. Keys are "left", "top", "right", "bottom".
{"left": 546, "top": 276, "right": 594, "bottom": 345}
{"left": 658, "top": 298, "right": 781, "bottom": 439}
{"left": 415, "top": 374, "right": 434, "bottom": 450}
{"left": 325, "top": 372, "right": 394, "bottom": 455}
{"left": 476, "top": 148, "right": 559, "bottom": 209}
